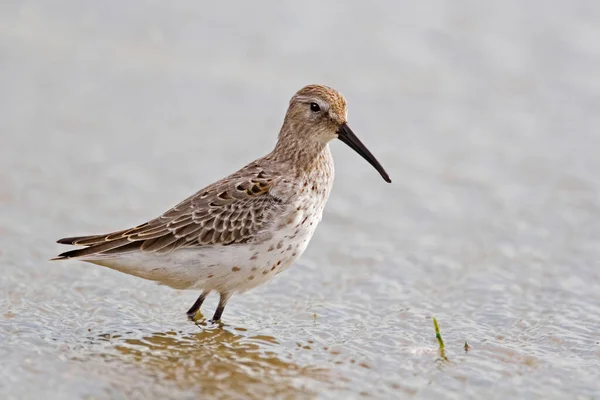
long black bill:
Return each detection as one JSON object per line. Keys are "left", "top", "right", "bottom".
{"left": 337, "top": 123, "right": 391, "bottom": 183}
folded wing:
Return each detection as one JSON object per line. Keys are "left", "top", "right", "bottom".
{"left": 54, "top": 166, "right": 284, "bottom": 259}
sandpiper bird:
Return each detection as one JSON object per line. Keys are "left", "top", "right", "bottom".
{"left": 54, "top": 85, "right": 391, "bottom": 322}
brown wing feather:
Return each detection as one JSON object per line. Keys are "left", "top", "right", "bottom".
{"left": 54, "top": 164, "right": 285, "bottom": 259}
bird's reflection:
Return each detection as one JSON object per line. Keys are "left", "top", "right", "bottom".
{"left": 96, "top": 323, "right": 327, "bottom": 398}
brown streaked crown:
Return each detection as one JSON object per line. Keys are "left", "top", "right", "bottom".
{"left": 291, "top": 84, "right": 347, "bottom": 124}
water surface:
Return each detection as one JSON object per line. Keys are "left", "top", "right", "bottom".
{"left": 1, "top": 1, "right": 599, "bottom": 398}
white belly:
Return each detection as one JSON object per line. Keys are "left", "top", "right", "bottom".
{"left": 88, "top": 198, "right": 325, "bottom": 294}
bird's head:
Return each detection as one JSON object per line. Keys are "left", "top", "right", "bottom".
{"left": 280, "top": 84, "right": 391, "bottom": 183}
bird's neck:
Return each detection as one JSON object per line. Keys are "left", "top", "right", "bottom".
{"left": 271, "top": 129, "right": 332, "bottom": 178}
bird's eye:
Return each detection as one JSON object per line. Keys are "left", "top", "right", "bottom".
{"left": 310, "top": 103, "right": 321, "bottom": 112}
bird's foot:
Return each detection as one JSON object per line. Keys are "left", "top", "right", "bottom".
{"left": 187, "top": 310, "right": 203, "bottom": 322}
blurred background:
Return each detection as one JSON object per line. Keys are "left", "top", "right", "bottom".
{"left": 1, "top": 1, "right": 599, "bottom": 398}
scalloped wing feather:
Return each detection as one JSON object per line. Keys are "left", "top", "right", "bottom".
{"left": 55, "top": 165, "right": 285, "bottom": 259}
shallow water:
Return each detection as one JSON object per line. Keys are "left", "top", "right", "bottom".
{"left": 1, "top": 1, "right": 600, "bottom": 398}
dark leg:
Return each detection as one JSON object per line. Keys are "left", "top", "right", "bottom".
{"left": 186, "top": 291, "right": 209, "bottom": 319}
{"left": 210, "top": 292, "right": 232, "bottom": 323}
